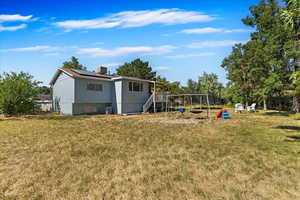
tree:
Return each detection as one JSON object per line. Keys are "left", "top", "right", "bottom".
{"left": 62, "top": 56, "right": 86, "bottom": 70}
{"left": 116, "top": 59, "right": 156, "bottom": 80}
{"left": 281, "top": 0, "right": 300, "bottom": 30}
{"left": 242, "top": 0, "right": 288, "bottom": 109}
{"left": 198, "top": 73, "right": 222, "bottom": 95}
{"left": 222, "top": 0, "right": 294, "bottom": 110}
{"left": 198, "top": 72, "right": 224, "bottom": 103}
{"left": 183, "top": 79, "right": 198, "bottom": 94}
{"left": 221, "top": 44, "right": 254, "bottom": 106}
{"left": 180, "top": 73, "right": 224, "bottom": 103}
{"left": 37, "top": 86, "right": 52, "bottom": 95}
{"left": 281, "top": 0, "right": 300, "bottom": 112}
{"left": 0, "top": 72, "right": 40, "bottom": 115}
{"left": 155, "top": 75, "right": 183, "bottom": 94}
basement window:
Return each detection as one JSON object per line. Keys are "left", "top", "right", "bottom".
{"left": 129, "top": 81, "right": 143, "bottom": 92}
{"left": 87, "top": 83, "right": 103, "bottom": 91}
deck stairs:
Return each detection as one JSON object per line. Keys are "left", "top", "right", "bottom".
{"left": 143, "top": 93, "right": 168, "bottom": 113}
{"left": 143, "top": 94, "right": 154, "bottom": 113}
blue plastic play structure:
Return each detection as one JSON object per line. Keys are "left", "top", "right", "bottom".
{"left": 222, "top": 111, "right": 231, "bottom": 119}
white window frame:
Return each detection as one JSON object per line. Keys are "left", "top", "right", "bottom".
{"left": 128, "top": 81, "right": 143, "bottom": 92}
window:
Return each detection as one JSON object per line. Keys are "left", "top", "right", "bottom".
{"left": 133, "top": 82, "right": 140, "bottom": 91}
{"left": 87, "top": 83, "right": 103, "bottom": 91}
{"left": 129, "top": 81, "right": 143, "bottom": 92}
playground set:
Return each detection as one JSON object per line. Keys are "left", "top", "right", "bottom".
{"left": 165, "top": 94, "right": 231, "bottom": 120}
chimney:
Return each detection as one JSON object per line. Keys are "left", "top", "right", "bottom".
{"left": 96, "top": 66, "right": 108, "bottom": 75}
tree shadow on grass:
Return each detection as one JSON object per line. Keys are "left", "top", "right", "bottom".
{"left": 285, "top": 135, "right": 300, "bottom": 143}
{"left": 276, "top": 126, "right": 300, "bottom": 142}
{"left": 286, "top": 135, "right": 300, "bottom": 140}
{"left": 264, "top": 111, "right": 294, "bottom": 117}
{"left": 276, "top": 125, "right": 300, "bottom": 131}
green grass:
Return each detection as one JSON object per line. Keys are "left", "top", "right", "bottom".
{"left": 0, "top": 111, "right": 300, "bottom": 199}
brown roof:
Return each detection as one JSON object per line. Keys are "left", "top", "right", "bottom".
{"left": 61, "top": 68, "right": 112, "bottom": 80}
{"left": 50, "top": 68, "right": 161, "bottom": 85}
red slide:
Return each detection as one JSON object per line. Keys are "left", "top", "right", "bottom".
{"left": 217, "top": 109, "right": 227, "bottom": 118}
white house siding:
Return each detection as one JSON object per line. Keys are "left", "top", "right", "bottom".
{"left": 52, "top": 72, "right": 75, "bottom": 115}
{"left": 121, "top": 80, "right": 150, "bottom": 114}
{"left": 73, "top": 78, "right": 113, "bottom": 115}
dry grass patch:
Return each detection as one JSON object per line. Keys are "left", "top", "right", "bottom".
{"left": 0, "top": 111, "right": 300, "bottom": 199}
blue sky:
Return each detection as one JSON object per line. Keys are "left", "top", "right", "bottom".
{"left": 0, "top": 0, "right": 258, "bottom": 86}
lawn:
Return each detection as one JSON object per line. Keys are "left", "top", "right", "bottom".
{"left": 0, "top": 110, "right": 300, "bottom": 200}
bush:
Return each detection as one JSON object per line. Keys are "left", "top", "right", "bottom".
{"left": 0, "top": 72, "right": 40, "bottom": 115}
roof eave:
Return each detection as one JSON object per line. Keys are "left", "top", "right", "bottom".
{"left": 49, "top": 69, "right": 62, "bottom": 86}
{"left": 111, "top": 76, "right": 155, "bottom": 83}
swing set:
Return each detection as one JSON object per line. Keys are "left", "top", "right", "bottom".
{"left": 166, "top": 94, "right": 212, "bottom": 120}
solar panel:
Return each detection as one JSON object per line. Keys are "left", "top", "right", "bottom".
{"left": 71, "top": 69, "right": 98, "bottom": 77}
{"left": 70, "top": 68, "right": 116, "bottom": 79}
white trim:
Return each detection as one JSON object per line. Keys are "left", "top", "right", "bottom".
{"left": 49, "top": 68, "right": 75, "bottom": 85}
{"left": 112, "top": 76, "right": 154, "bottom": 83}
{"left": 75, "top": 76, "right": 113, "bottom": 82}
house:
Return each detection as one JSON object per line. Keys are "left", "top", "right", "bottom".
{"left": 50, "top": 67, "right": 160, "bottom": 115}
{"left": 33, "top": 94, "right": 52, "bottom": 112}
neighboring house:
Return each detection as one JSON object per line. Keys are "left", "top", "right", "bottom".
{"left": 33, "top": 94, "right": 52, "bottom": 112}
{"left": 50, "top": 67, "right": 156, "bottom": 115}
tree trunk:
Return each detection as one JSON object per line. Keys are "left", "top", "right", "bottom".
{"left": 292, "top": 95, "right": 299, "bottom": 113}
{"left": 263, "top": 99, "right": 267, "bottom": 111}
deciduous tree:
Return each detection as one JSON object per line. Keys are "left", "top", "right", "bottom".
{"left": 116, "top": 59, "right": 156, "bottom": 80}
{"left": 62, "top": 56, "right": 86, "bottom": 70}
{"left": 0, "top": 72, "right": 40, "bottom": 115}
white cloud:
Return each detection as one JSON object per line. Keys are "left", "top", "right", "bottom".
{"left": 187, "top": 40, "right": 247, "bottom": 48}
{"left": 0, "top": 24, "right": 27, "bottom": 32}
{"left": 0, "top": 14, "right": 35, "bottom": 32}
{"left": 101, "top": 63, "right": 122, "bottom": 67}
{"left": 78, "top": 45, "right": 176, "bottom": 57}
{"left": 54, "top": 9, "right": 215, "bottom": 30}
{"left": 154, "top": 66, "right": 169, "bottom": 71}
{"left": 1, "top": 45, "right": 60, "bottom": 52}
{"left": 166, "top": 52, "right": 216, "bottom": 59}
{"left": 0, "top": 14, "right": 33, "bottom": 22}
{"left": 224, "top": 29, "right": 251, "bottom": 33}
{"left": 181, "top": 27, "right": 251, "bottom": 34}
{"left": 181, "top": 27, "right": 222, "bottom": 34}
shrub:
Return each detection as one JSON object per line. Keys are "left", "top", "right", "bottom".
{"left": 0, "top": 72, "right": 40, "bottom": 115}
